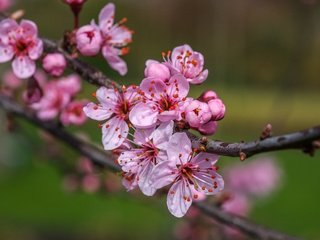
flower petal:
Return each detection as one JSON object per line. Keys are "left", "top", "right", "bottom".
{"left": 99, "top": 3, "right": 115, "bottom": 33}
{"left": 167, "top": 132, "right": 192, "bottom": 164}
{"left": 167, "top": 179, "right": 192, "bottom": 218}
{"left": 191, "top": 152, "right": 219, "bottom": 168}
{"left": 140, "top": 77, "right": 166, "bottom": 99}
{"left": 0, "top": 19, "right": 18, "bottom": 45}
{"left": 108, "top": 26, "right": 132, "bottom": 46}
{"left": 166, "top": 74, "right": 189, "bottom": 99}
{"left": 83, "top": 102, "right": 113, "bottom": 121}
{"left": 150, "top": 160, "right": 177, "bottom": 190}
{"left": 102, "top": 45, "right": 127, "bottom": 75}
{"left": 28, "top": 39, "right": 43, "bottom": 60}
{"left": 129, "top": 102, "right": 158, "bottom": 129}
{"left": 102, "top": 117, "right": 128, "bottom": 150}
{"left": 96, "top": 86, "right": 118, "bottom": 108}
{"left": 193, "top": 171, "right": 224, "bottom": 195}
{"left": 138, "top": 161, "right": 156, "bottom": 196}
{"left": 134, "top": 127, "right": 155, "bottom": 145}
{"left": 12, "top": 56, "right": 35, "bottom": 79}
{"left": 152, "top": 120, "right": 174, "bottom": 150}
{"left": 0, "top": 45, "right": 14, "bottom": 63}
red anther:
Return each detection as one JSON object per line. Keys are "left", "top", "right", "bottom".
{"left": 170, "top": 191, "right": 175, "bottom": 195}
{"left": 91, "top": 92, "right": 96, "bottom": 97}
{"left": 193, "top": 194, "right": 198, "bottom": 199}
{"left": 148, "top": 87, "right": 153, "bottom": 92}
{"left": 167, "top": 50, "right": 171, "bottom": 57}
{"left": 105, "top": 124, "right": 110, "bottom": 128}
{"left": 173, "top": 93, "right": 178, "bottom": 98}
{"left": 118, "top": 134, "right": 122, "bottom": 138}
{"left": 121, "top": 47, "right": 130, "bottom": 55}
{"left": 201, "top": 186, "right": 206, "bottom": 190}
{"left": 98, "top": 124, "right": 103, "bottom": 128}
{"left": 208, "top": 188, "right": 213, "bottom": 193}
{"left": 115, "top": 127, "right": 119, "bottom": 131}
{"left": 93, "top": 105, "right": 98, "bottom": 110}
{"left": 162, "top": 51, "right": 166, "bottom": 58}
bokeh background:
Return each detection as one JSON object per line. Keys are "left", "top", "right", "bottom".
{"left": 0, "top": 0, "right": 320, "bottom": 239}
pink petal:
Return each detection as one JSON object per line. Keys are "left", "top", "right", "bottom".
{"left": 0, "top": 45, "right": 14, "bottom": 63}
{"left": 28, "top": 39, "right": 43, "bottom": 60}
{"left": 118, "top": 150, "right": 140, "bottom": 172}
{"left": 140, "top": 77, "right": 166, "bottom": 99}
{"left": 138, "top": 161, "right": 156, "bottom": 196}
{"left": 156, "top": 150, "right": 168, "bottom": 162}
{"left": 167, "top": 74, "right": 189, "bottom": 99}
{"left": 102, "top": 45, "right": 127, "bottom": 75}
{"left": 12, "top": 56, "right": 36, "bottom": 79}
{"left": 99, "top": 3, "right": 115, "bottom": 33}
{"left": 134, "top": 127, "right": 155, "bottom": 145}
{"left": 96, "top": 86, "right": 118, "bottom": 108}
{"left": 20, "top": 20, "right": 38, "bottom": 37}
{"left": 191, "top": 152, "right": 219, "bottom": 168}
{"left": 152, "top": 121, "right": 174, "bottom": 150}
{"left": 158, "top": 110, "right": 180, "bottom": 122}
{"left": 124, "top": 85, "right": 139, "bottom": 103}
{"left": 57, "top": 74, "right": 81, "bottom": 96}
{"left": 171, "top": 44, "right": 193, "bottom": 65}
{"left": 122, "top": 172, "right": 138, "bottom": 191}
{"left": 167, "top": 179, "right": 193, "bottom": 218}
{"left": 193, "top": 171, "right": 224, "bottom": 195}
{"left": 129, "top": 102, "right": 158, "bottom": 129}
{"left": 102, "top": 117, "right": 128, "bottom": 150}
{"left": 0, "top": 19, "right": 18, "bottom": 45}
{"left": 108, "top": 26, "right": 132, "bottom": 46}
{"left": 150, "top": 160, "right": 177, "bottom": 190}
{"left": 83, "top": 102, "right": 112, "bottom": 121}
{"left": 37, "top": 108, "right": 59, "bottom": 120}
{"left": 190, "top": 69, "right": 208, "bottom": 84}
{"left": 167, "top": 132, "right": 192, "bottom": 165}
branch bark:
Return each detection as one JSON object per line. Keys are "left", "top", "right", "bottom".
{"left": 0, "top": 93, "right": 302, "bottom": 240}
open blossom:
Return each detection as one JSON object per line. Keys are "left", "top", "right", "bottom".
{"left": 30, "top": 75, "right": 81, "bottom": 120}
{"left": 163, "top": 44, "right": 208, "bottom": 84}
{"left": 60, "top": 100, "right": 88, "bottom": 126}
{"left": 76, "top": 3, "right": 133, "bottom": 75}
{"left": 83, "top": 85, "right": 140, "bottom": 150}
{"left": 129, "top": 74, "right": 189, "bottom": 128}
{"left": 150, "top": 132, "right": 224, "bottom": 217}
{"left": 118, "top": 121, "right": 173, "bottom": 196}
{"left": 42, "top": 53, "right": 67, "bottom": 77}
{"left": 0, "top": 19, "right": 43, "bottom": 78}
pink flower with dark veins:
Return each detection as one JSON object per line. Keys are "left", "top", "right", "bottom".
{"left": 60, "top": 100, "right": 88, "bottom": 126}
{"left": 98, "top": 3, "right": 133, "bottom": 76}
{"left": 150, "top": 132, "right": 224, "bottom": 217}
{"left": 129, "top": 74, "right": 189, "bottom": 128}
{"left": 0, "top": 18, "right": 43, "bottom": 78}
{"left": 118, "top": 121, "right": 173, "bottom": 196}
{"left": 163, "top": 44, "right": 208, "bottom": 84}
{"left": 83, "top": 85, "right": 140, "bottom": 150}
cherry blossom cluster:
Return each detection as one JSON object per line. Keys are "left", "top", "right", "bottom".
{"left": 174, "top": 158, "right": 282, "bottom": 240}
{"left": 75, "top": 3, "right": 133, "bottom": 75}
{"left": 84, "top": 44, "right": 226, "bottom": 217}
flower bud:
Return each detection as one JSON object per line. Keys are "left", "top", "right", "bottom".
{"left": 184, "top": 100, "right": 212, "bottom": 128}
{"left": 76, "top": 22, "right": 103, "bottom": 56}
{"left": 42, "top": 53, "right": 67, "bottom": 77}
{"left": 144, "top": 60, "right": 170, "bottom": 81}
{"left": 198, "top": 120, "right": 217, "bottom": 136}
{"left": 198, "top": 90, "right": 218, "bottom": 102}
{"left": 208, "top": 98, "right": 226, "bottom": 121}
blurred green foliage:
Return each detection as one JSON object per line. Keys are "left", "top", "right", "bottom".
{"left": 1, "top": 0, "right": 320, "bottom": 239}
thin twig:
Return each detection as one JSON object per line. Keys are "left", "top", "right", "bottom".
{"left": 0, "top": 93, "right": 302, "bottom": 240}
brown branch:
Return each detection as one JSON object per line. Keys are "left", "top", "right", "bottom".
{"left": 186, "top": 127, "right": 320, "bottom": 159}
{"left": 0, "top": 93, "right": 302, "bottom": 240}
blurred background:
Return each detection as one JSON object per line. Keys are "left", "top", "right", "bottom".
{"left": 0, "top": 0, "right": 320, "bottom": 239}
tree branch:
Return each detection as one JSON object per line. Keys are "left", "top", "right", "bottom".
{"left": 0, "top": 93, "right": 302, "bottom": 240}
{"left": 187, "top": 127, "right": 320, "bottom": 159}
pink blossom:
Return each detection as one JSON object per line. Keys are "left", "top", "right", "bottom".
{"left": 118, "top": 121, "right": 174, "bottom": 196}
{"left": 76, "top": 21, "right": 103, "bottom": 56}
{"left": 164, "top": 44, "right": 208, "bottom": 84}
{"left": 22, "top": 77, "right": 43, "bottom": 104}
{"left": 144, "top": 60, "right": 170, "bottom": 81}
{"left": 42, "top": 53, "right": 67, "bottom": 77}
{"left": 31, "top": 75, "right": 81, "bottom": 120}
{"left": 77, "top": 157, "right": 94, "bottom": 174}
{"left": 129, "top": 74, "right": 189, "bottom": 128}
{"left": 225, "top": 158, "right": 281, "bottom": 197}
{"left": 208, "top": 99, "right": 225, "bottom": 121}
{"left": 0, "top": 19, "right": 43, "bottom": 79}
{"left": 184, "top": 99, "right": 212, "bottom": 128}
{"left": 0, "top": 0, "right": 13, "bottom": 12}
{"left": 99, "top": 3, "right": 133, "bottom": 76}
{"left": 82, "top": 174, "right": 101, "bottom": 193}
{"left": 60, "top": 100, "right": 88, "bottom": 126}
{"left": 150, "top": 132, "right": 224, "bottom": 217}
{"left": 222, "top": 193, "right": 251, "bottom": 216}
{"left": 83, "top": 85, "right": 140, "bottom": 150}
